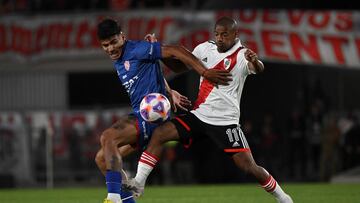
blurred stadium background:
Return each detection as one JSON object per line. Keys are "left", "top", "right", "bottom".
{"left": 1, "top": 0, "right": 360, "bottom": 202}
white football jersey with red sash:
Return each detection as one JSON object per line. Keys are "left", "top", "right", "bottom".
{"left": 191, "top": 39, "right": 256, "bottom": 126}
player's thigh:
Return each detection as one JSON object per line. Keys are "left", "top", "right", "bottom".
{"left": 232, "top": 150, "right": 256, "bottom": 168}
{"left": 169, "top": 113, "right": 204, "bottom": 147}
{"left": 96, "top": 144, "right": 136, "bottom": 163}
{"left": 151, "top": 121, "right": 180, "bottom": 144}
{"left": 102, "top": 116, "right": 138, "bottom": 146}
{"left": 118, "top": 144, "right": 137, "bottom": 157}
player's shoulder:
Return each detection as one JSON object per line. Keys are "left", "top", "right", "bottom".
{"left": 196, "top": 40, "right": 216, "bottom": 48}
{"left": 194, "top": 40, "right": 217, "bottom": 53}
{"left": 128, "top": 40, "right": 146, "bottom": 47}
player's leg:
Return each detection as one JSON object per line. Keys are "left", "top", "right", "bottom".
{"left": 232, "top": 151, "right": 293, "bottom": 203}
{"left": 204, "top": 123, "right": 293, "bottom": 203}
{"left": 133, "top": 121, "right": 180, "bottom": 192}
{"left": 227, "top": 127, "right": 293, "bottom": 203}
{"left": 126, "top": 113, "right": 197, "bottom": 197}
{"left": 96, "top": 145, "right": 137, "bottom": 203}
{"left": 95, "top": 145, "right": 137, "bottom": 176}
{"left": 99, "top": 116, "right": 138, "bottom": 203}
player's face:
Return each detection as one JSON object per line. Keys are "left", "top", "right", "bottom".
{"left": 100, "top": 34, "right": 125, "bottom": 60}
{"left": 214, "top": 25, "right": 237, "bottom": 53}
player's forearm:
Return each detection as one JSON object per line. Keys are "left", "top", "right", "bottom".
{"left": 163, "top": 78, "right": 172, "bottom": 95}
{"left": 249, "top": 60, "right": 265, "bottom": 73}
{"left": 162, "top": 45, "right": 207, "bottom": 76}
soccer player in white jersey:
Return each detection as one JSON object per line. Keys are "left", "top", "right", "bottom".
{"left": 125, "top": 17, "right": 293, "bottom": 203}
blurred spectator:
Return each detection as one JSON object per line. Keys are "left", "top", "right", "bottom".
{"left": 259, "top": 113, "right": 282, "bottom": 177}
{"left": 109, "top": 0, "right": 129, "bottom": 11}
{"left": 340, "top": 114, "right": 360, "bottom": 170}
{"left": 1, "top": 0, "right": 14, "bottom": 13}
{"left": 320, "top": 114, "right": 341, "bottom": 181}
{"left": 287, "top": 108, "right": 307, "bottom": 180}
{"left": 2, "top": 0, "right": 109, "bottom": 14}
{"left": 242, "top": 120, "right": 261, "bottom": 160}
{"left": 306, "top": 101, "right": 324, "bottom": 180}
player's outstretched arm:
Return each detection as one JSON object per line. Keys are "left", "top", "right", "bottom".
{"left": 161, "top": 58, "right": 189, "bottom": 73}
{"left": 161, "top": 45, "right": 232, "bottom": 86}
{"left": 144, "top": 33, "right": 189, "bottom": 73}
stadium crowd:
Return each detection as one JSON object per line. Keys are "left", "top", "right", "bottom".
{"left": 0, "top": 0, "right": 195, "bottom": 14}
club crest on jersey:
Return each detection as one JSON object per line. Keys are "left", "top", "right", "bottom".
{"left": 124, "top": 61, "right": 130, "bottom": 71}
{"left": 224, "top": 58, "right": 231, "bottom": 70}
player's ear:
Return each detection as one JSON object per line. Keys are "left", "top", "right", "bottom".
{"left": 234, "top": 28, "right": 239, "bottom": 38}
{"left": 120, "top": 32, "right": 126, "bottom": 41}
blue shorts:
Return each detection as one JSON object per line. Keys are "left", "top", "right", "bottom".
{"left": 130, "top": 112, "right": 168, "bottom": 151}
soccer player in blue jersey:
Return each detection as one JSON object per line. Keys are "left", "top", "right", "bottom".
{"left": 95, "top": 18, "right": 232, "bottom": 203}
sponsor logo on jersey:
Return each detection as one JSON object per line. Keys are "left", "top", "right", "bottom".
{"left": 224, "top": 58, "right": 231, "bottom": 70}
{"left": 149, "top": 44, "right": 153, "bottom": 55}
{"left": 202, "top": 57, "right": 208, "bottom": 63}
{"left": 142, "top": 121, "right": 148, "bottom": 139}
{"left": 124, "top": 61, "right": 130, "bottom": 71}
{"left": 123, "top": 75, "right": 139, "bottom": 94}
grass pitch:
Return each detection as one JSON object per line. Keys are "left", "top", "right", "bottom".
{"left": 0, "top": 183, "right": 359, "bottom": 203}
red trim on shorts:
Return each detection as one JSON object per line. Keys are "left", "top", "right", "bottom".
{"left": 131, "top": 118, "right": 141, "bottom": 150}
{"left": 174, "top": 117, "right": 191, "bottom": 131}
{"left": 183, "top": 138, "right": 193, "bottom": 149}
{"left": 223, "top": 148, "right": 251, "bottom": 153}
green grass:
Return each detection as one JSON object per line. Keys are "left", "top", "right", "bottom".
{"left": 1, "top": 183, "right": 360, "bottom": 203}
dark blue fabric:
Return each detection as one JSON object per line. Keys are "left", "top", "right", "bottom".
{"left": 114, "top": 40, "right": 166, "bottom": 112}
{"left": 121, "top": 190, "right": 136, "bottom": 203}
{"left": 105, "top": 170, "right": 122, "bottom": 194}
{"left": 131, "top": 112, "right": 169, "bottom": 151}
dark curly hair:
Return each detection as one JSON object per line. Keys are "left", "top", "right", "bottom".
{"left": 97, "top": 18, "right": 121, "bottom": 40}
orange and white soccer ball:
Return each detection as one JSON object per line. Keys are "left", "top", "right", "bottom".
{"left": 140, "top": 93, "right": 171, "bottom": 123}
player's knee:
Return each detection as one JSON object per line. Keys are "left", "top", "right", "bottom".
{"left": 100, "top": 129, "right": 117, "bottom": 147}
{"left": 94, "top": 150, "right": 104, "bottom": 166}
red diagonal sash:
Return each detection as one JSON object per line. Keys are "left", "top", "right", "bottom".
{"left": 193, "top": 46, "right": 244, "bottom": 110}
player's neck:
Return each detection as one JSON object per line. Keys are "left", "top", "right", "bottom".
{"left": 217, "top": 41, "right": 237, "bottom": 53}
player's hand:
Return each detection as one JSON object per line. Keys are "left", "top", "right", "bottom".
{"left": 244, "top": 49, "right": 258, "bottom": 63}
{"left": 144, "top": 33, "right": 157, "bottom": 43}
{"left": 169, "top": 90, "right": 192, "bottom": 112}
{"left": 202, "top": 69, "right": 232, "bottom": 86}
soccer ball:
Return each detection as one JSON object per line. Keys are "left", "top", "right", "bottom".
{"left": 140, "top": 93, "right": 171, "bottom": 123}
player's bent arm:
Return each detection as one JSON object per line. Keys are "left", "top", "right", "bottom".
{"left": 248, "top": 59, "right": 265, "bottom": 73}
{"left": 244, "top": 48, "right": 265, "bottom": 73}
{"left": 161, "top": 45, "right": 232, "bottom": 85}
{"left": 161, "top": 45, "right": 207, "bottom": 76}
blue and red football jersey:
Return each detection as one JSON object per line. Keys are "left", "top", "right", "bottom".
{"left": 113, "top": 40, "right": 167, "bottom": 113}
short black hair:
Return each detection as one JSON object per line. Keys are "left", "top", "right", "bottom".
{"left": 215, "top": 16, "right": 238, "bottom": 31}
{"left": 97, "top": 18, "right": 121, "bottom": 40}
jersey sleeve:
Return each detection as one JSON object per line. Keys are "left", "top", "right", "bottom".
{"left": 192, "top": 44, "right": 203, "bottom": 59}
{"left": 135, "top": 41, "right": 162, "bottom": 61}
